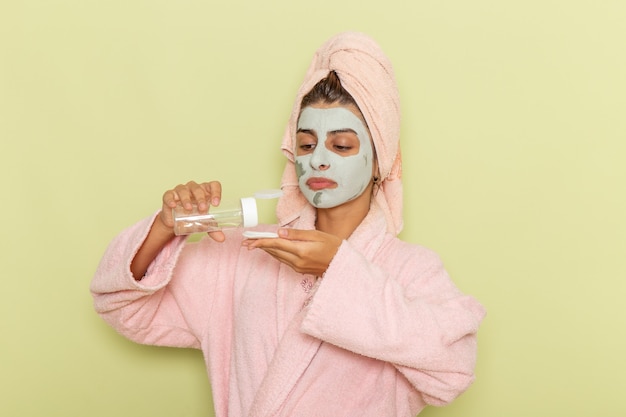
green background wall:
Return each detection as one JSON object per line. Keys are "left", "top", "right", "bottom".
{"left": 2, "top": 1, "right": 624, "bottom": 416}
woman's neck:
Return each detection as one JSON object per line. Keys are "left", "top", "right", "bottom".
{"left": 315, "top": 189, "right": 372, "bottom": 240}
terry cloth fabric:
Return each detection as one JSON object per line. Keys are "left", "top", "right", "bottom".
{"left": 277, "top": 31, "right": 404, "bottom": 235}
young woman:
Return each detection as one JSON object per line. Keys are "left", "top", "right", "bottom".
{"left": 91, "top": 32, "right": 485, "bottom": 417}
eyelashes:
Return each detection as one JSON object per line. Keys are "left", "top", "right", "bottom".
{"left": 296, "top": 133, "right": 359, "bottom": 156}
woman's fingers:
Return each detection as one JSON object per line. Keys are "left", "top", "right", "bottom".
{"left": 160, "top": 180, "right": 223, "bottom": 230}
{"left": 202, "top": 181, "right": 222, "bottom": 206}
{"left": 245, "top": 229, "right": 342, "bottom": 275}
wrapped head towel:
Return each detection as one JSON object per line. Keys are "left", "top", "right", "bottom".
{"left": 277, "top": 31, "right": 403, "bottom": 235}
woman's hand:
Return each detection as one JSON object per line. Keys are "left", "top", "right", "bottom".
{"left": 160, "top": 180, "right": 226, "bottom": 242}
{"left": 244, "top": 228, "right": 343, "bottom": 276}
{"left": 132, "top": 180, "right": 226, "bottom": 279}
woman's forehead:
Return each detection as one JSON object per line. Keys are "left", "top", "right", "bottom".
{"left": 300, "top": 101, "right": 367, "bottom": 125}
{"left": 297, "top": 105, "right": 368, "bottom": 131}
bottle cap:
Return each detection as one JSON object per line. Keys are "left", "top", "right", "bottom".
{"left": 240, "top": 197, "right": 258, "bottom": 228}
{"left": 254, "top": 189, "right": 283, "bottom": 199}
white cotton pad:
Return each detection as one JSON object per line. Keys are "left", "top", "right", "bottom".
{"left": 242, "top": 231, "right": 279, "bottom": 239}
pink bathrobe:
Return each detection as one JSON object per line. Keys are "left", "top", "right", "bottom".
{"left": 91, "top": 201, "right": 485, "bottom": 417}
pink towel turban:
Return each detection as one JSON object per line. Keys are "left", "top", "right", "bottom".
{"left": 277, "top": 31, "right": 403, "bottom": 235}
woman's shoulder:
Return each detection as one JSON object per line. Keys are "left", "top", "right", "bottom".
{"left": 379, "top": 234, "right": 444, "bottom": 269}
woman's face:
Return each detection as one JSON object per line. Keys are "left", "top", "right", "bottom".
{"left": 294, "top": 102, "right": 375, "bottom": 209}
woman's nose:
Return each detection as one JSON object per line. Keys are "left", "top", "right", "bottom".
{"left": 310, "top": 147, "right": 330, "bottom": 170}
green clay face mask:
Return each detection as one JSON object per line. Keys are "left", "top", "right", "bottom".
{"left": 295, "top": 106, "right": 374, "bottom": 209}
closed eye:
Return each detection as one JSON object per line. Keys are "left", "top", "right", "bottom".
{"left": 296, "top": 129, "right": 317, "bottom": 155}
{"left": 328, "top": 129, "right": 359, "bottom": 154}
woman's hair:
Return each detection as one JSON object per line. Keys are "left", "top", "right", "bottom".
{"left": 300, "top": 71, "right": 359, "bottom": 108}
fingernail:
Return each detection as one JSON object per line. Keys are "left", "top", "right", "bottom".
{"left": 278, "top": 228, "right": 288, "bottom": 237}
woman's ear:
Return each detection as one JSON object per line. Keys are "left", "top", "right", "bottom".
{"left": 372, "top": 148, "right": 381, "bottom": 183}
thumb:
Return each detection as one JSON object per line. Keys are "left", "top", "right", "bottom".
{"left": 277, "top": 228, "right": 313, "bottom": 241}
{"left": 208, "top": 230, "right": 226, "bottom": 243}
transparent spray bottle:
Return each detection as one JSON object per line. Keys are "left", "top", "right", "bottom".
{"left": 172, "top": 189, "right": 283, "bottom": 237}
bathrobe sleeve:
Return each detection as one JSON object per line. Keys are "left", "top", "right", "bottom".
{"left": 90, "top": 212, "right": 240, "bottom": 349}
{"left": 300, "top": 237, "right": 486, "bottom": 406}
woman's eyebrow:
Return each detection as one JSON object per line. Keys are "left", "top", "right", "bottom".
{"left": 296, "top": 128, "right": 316, "bottom": 135}
{"left": 329, "top": 128, "right": 357, "bottom": 135}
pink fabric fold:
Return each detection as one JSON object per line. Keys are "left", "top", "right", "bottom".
{"left": 276, "top": 31, "right": 404, "bottom": 235}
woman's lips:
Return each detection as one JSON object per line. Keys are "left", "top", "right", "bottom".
{"left": 306, "top": 177, "right": 337, "bottom": 191}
